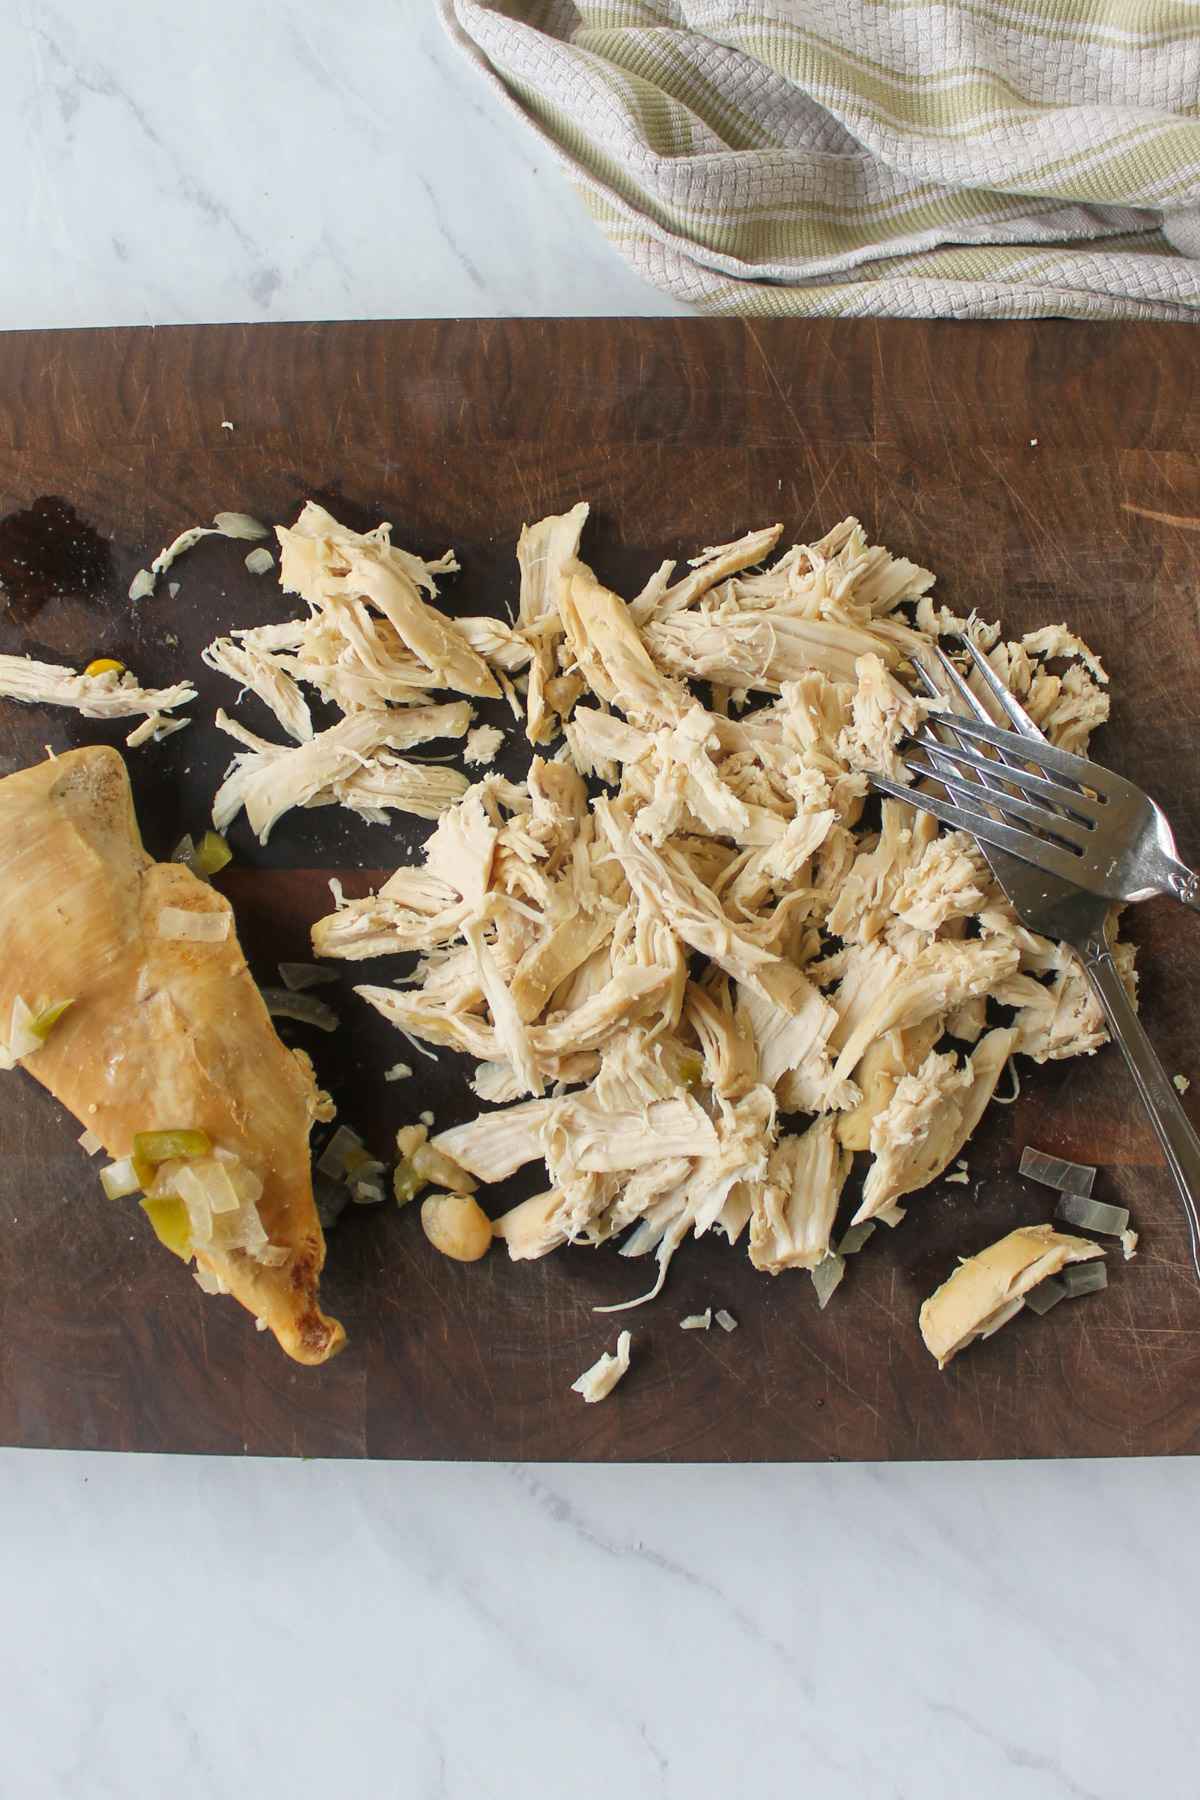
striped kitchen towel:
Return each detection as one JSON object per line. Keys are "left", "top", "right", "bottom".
{"left": 436, "top": 0, "right": 1200, "bottom": 319}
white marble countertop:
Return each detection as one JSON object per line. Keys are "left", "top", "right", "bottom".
{"left": 1, "top": 5, "right": 1198, "bottom": 1798}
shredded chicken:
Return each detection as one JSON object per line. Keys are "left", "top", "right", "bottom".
{"left": 0, "top": 654, "right": 194, "bottom": 730}
{"left": 919, "top": 1224, "right": 1104, "bottom": 1367}
{"left": 571, "top": 1330, "right": 632, "bottom": 1402}
{"left": 291, "top": 502, "right": 1126, "bottom": 1309}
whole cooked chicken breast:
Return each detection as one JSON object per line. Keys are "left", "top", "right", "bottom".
{"left": 0, "top": 745, "right": 343, "bottom": 1364}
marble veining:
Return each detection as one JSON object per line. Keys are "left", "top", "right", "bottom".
{"left": 1, "top": 5, "right": 1197, "bottom": 1797}
{"left": 0, "top": 0, "right": 684, "bottom": 332}
{"left": 2, "top": 1452, "right": 1199, "bottom": 1798}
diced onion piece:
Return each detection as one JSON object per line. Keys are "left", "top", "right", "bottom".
{"left": 174, "top": 1157, "right": 240, "bottom": 1216}
{"left": 6, "top": 995, "right": 44, "bottom": 1059}
{"left": 419, "top": 1110, "right": 435, "bottom": 1128}
{"left": 680, "top": 1309, "right": 712, "bottom": 1330}
{"left": 314, "top": 1171, "right": 352, "bottom": 1229}
{"left": 838, "top": 1221, "right": 876, "bottom": 1257}
{"left": 77, "top": 1128, "right": 103, "bottom": 1156}
{"left": 571, "top": 1330, "right": 632, "bottom": 1403}
{"left": 277, "top": 961, "right": 338, "bottom": 992}
{"left": 1053, "top": 1192, "right": 1130, "bottom": 1237}
{"left": 316, "top": 1125, "right": 366, "bottom": 1181}
{"left": 140, "top": 1196, "right": 193, "bottom": 1260}
{"left": 99, "top": 1157, "right": 142, "bottom": 1199}
{"left": 255, "top": 1243, "right": 291, "bottom": 1267}
{"left": 134, "top": 1129, "right": 211, "bottom": 1164}
{"left": 1022, "top": 1276, "right": 1067, "bottom": 1316}
{"left": 193, "top": 1265, "right": 227, "bottom": 1295}
{"left": 393, "top": 1158, "right": 426, "bottom": 1206}
{"left": 170, "top": 834, "right": 208, "bottom": 881}
{"left": 812, "top": 1254, "right": 845, "bottom": 1310}
{"left": 194, "top": 830, "right": 232, "bottom": 875}
{"left": 714, "top": 1309, "right": 738, "bottom": 1333}
{"left": 420, "top": 1191, "right": 493, "bottom": 1262}
{"left": 259, "top": 987, "right": 338, "bottom": 1031}
{"left": 412, "top": 1141, "right": 477, "bottom": 1195}
{"left": 83, "top": 657, "right": 124, "bottom": 678}
{"left": 348, "top": 1160, "right": 388, "bottom": 1204}
{"left": 1061, "top": 1261, "right": 1108, "bottom": 1298}
{"left": 1019, "top": 1145, "right": 1096, "bottom": 1197}
{"left": 213, "top": 511, "right": 269, "bottom": 540}
{"left": 212, "top": 1146, "right": 264, "bottom": 1204}
{"left": 158, "top": 907, "right": 230, "bottom": 942}
{"left": 244, "top": 547, "right": 275, "bottom": 575}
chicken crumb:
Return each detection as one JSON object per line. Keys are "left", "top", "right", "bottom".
{"left": 1174, "top": 1074, "right": 1190, "bottom": 1095}
{"left": 571, "top": 1330, "right": 632, "bottom": 1402}
{"left": 1121, "top": 1228, "right": 1139, "bottom": 1261}
{"left": 464, "top": 725, "right": 504, "bottom": 768}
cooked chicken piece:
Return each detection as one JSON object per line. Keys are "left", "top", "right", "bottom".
{"left": 595, "top": 798, "right": 824, "bottom": 1015}
{"left": 464, "top": 725, "right": 505, "bottom": 767}
{"left": 614, "top": 1086, "right": 777, "bottom": 1298}
{"left": 830, "top": 939, "right": 1019, "bottom": 1083}
{"left": 213, "top": 706, "right": 471, "bottom": 841}
{"left": 835, "top": 1019, "right": 942, "bottom": 1151}
{"left": 542, "top": 1091, "right": 718, "bottom": 1178}
{"left": 644, "top": 608, "right": 903, "bottom": 695}
{"left": 637, "top": 524, "right": 784, "bottom": 624}
{"left": 0, "top": 654, "right": 195, "bottom": 726}
{"left": 312, "top": 869, "right": 472, "bottom": 961}
{"left": 453, "top": 616, "right": 533, "bottom": 673}
{"left": 836, "top": 653, "right": 920, "bottom": 784}
{"left": 855, "top": 1028, "right": 1018, "bottom": 1223}
{"left": 571, "top": 1330, "right": 632, "bottom": 1402}
{"left": 202, "top": 637, "right": 312, "bottom": 741}
{"left": 749, "top": 1115, "right": 850, "bottom": 1273}
{"left": 891, "top": 829, "right": 989, "bottom": 934}
{"left": 1020, "top": 624, "right": 1108, "bottom": 687}
{"left": 275, "top": 500, "right": 497, "bottom": 701}
{"left": 735, "top": 981, "right": 837, "bottom": 1093}
{"left": 464, "top": 917, "right": 543, "bottom": 1097}
{"left": 513, "top": 502, "right": 590, "bottom": 742}
{"left": 992, "top": 958, "right": 1113, "bottom": 1062}
{"left": 1027, "top": 662, "right": 1110, "bottom": 756}
{"left": 684, "top": 980, "right": 758, "bottom": 1099}
{"left": 0, "top": 746, "right": 342, "bottom": 1363}
{"left": 559, "top": 565, "right": 688, "bottom": 728}
{"left": 346, "top": 553, "right": 499, "bottom": 699}
{"left": 826, "top": 802, "right": 939, "bottom": 944}
{"left": 919, "top": 1225, "right": 1104, "bottom": 1368}
{"left": 494, "top": 1173, "right": 620, "bottom": 1261}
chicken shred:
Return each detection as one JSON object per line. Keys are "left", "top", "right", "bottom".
{"left": 291, "top": 502, "right": 1127, "bottom": 1310}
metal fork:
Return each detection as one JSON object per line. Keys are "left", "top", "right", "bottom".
{"left": 874, "top": 648, "right": 1200, "bottom": 910}
{"left": 888, "top": 643, "right": 1200, "bottom": 1282}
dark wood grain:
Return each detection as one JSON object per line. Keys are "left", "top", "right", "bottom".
{"left": 1, "top": 318, "right": 1199, "bottom": 1463}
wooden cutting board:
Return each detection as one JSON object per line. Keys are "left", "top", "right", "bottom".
{"left": 1, "top": 318, "right": 1199, "bottom": 1461}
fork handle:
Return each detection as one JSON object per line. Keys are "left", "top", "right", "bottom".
{"left": 1082, "top": 938, "right": 1200, "bottom": 1276}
